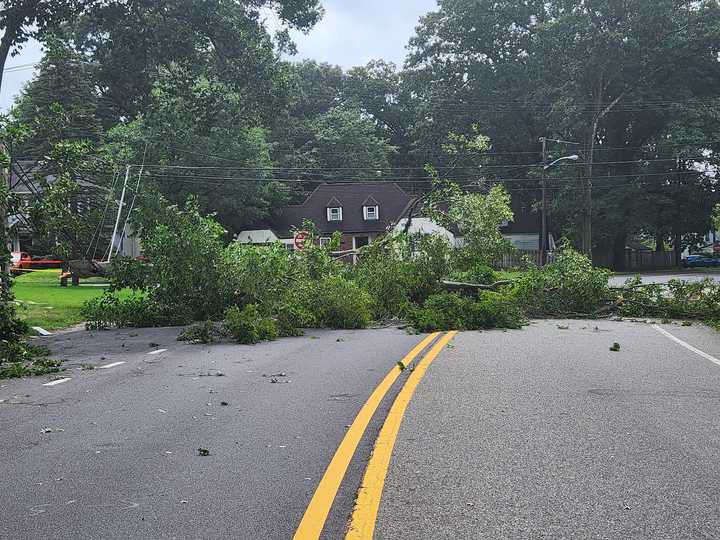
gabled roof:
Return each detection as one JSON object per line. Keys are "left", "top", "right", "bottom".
{"left": 267, "top": 182, "right": 415, "bottom": 237}
{"left": 362, "top": 195, "right": 379, "bottom": 206}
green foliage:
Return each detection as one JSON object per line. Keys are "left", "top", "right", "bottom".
{"left": 353, "top": 233, "right": 452, "bottom": 319}
{"left": 451, "top": 264, "right": 499, "bottom": 286}
{"left": 426, "top": 179, "right": 515, "bottom": 268}
{"left": 514, "top": 246, "right": 611, "bottom": 317}
{"left": 617, "top": 278, "right": 720, "bottom": 321}
{"left": 220, "top": 243, "right": 293, "bottom": 310}
{"left": 109, "top": 256, "right": 150, "bottom": 291}
{"left": 81, "top": 293, "right": 189, "bottom": 330}
{"left": 141, "top": 198, "right": 226, "bottom": 320}
{"left": 224, "top": 305, "right": 279, "bottom": 345}
{"left": 293, "top": 107, "right": 397, "bottom": 179}
{"left": 408, "top": 292, "right": 526, "bottom": 333}
{"left": 178, "top": 321, "right": 218, "bottom": 344}
{"left": 299, "top": 275, "right": 373, "bottom": 330}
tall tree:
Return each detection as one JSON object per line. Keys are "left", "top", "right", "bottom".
{"left": 65, "top": 0, "right": 323, "bottom": 122}
{"left": 12, "top": 38, "right": 105, "bottom": 159}
{"left": 405, "top": 0, "right": 720, "bottom": 267}
{"left": 0, "top": 1, "right": 92, "bottom": 95}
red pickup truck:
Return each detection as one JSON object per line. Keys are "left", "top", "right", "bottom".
{"left": 11, "top": 251, "right": 65, "bottom": 271}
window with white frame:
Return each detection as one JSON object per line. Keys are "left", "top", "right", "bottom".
{"left": 363, "top": 205, "right": 379, "bottom": 221}
{"left": 327, "top": 207, "right": 343, "bottom": 221}
{"left": 319, "top": 237, "right": 332, "bottom": 247}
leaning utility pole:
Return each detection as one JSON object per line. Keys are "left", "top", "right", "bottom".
{"left": 108, "top": 165, "right": 131, "bottom": 262}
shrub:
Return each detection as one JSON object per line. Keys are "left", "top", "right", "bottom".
{"left": 82, "top": 293, "right": 190, "bottom": 330}
{"left": 353, "top": 233, "right": 451, "bottom": 319}
{"left": 300, "top": 275, "right": 373, "bottom": 329}
{"left": 177, "top": 321, "right": 219, "bottom": 344}
{"left": 220, "top": 243, "right": 293, "bottom": 310}
{"left": 224, "top": 304, "right": 279, "bottom": 344}
{"left": 141, "top": 199, "right": 226, "bottom": 320}
{"left": 450, "top": 263, "right": 498, "bottom": 285}
{"left": 513, "top": 246, "right": 611, "bottom": 316}
{"left": 109, "top": 256, "right": 150, "bottom": 291}
{"left": 275, "top": 303, "right": 308, "bottom": 337}
{"left": 617, "top": 277, "right": 720, "bottom": 320}
{"left": 408, "top": 292, "right": 526, "bottom": 332}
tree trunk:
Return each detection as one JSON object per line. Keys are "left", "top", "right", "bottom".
{"left": 655, "top": 231, "right": 664, "bottom": 252}
{"left": 612, "top": 233, "right": 627, "bottom": 272}
{"left": 673, "top": 231, "right": 682, "bottom": 267}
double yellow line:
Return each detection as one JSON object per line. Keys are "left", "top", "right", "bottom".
{"left": 294, "top": 331, "right": 457, "bottom": 540}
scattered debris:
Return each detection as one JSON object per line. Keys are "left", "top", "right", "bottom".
{"left": 557, "top": 324, "right": 570, "bottom": 330}
{"left": 149, "top": 343, "right": 160, "bottom": 348}
{"left": 610, "top": 342, "right": 621, "bottom": 352}
{"left": 197, "top": 448, "right": 210, "bottom": 457}
{"left": 220, "top": 402, "right": 229, "bottom": 406}
{"left": 181, "top": 500, "right": 188, "bottom": 504}
{"left": 336, "top": 338, "right": 345, "bottom": 343}
{"left": 682, "top": 321, "right": 693, "bottom": 327}
{"left": 157, "top": 409, "right": 167, "bottom": 414}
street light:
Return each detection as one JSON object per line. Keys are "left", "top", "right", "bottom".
{"left": 544, "top": 155, "right": 580, "bottom": 170}
{"left": 540, "top": 154, "right": 580, "bottom": 265}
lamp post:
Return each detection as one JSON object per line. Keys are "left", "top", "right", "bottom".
{"left": 540, "top": 153, "right": 580, "bottom": 265}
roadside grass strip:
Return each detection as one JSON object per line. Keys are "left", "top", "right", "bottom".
{"left": 653, "top": 325, "right": 720, "bottom": 368}
{"left": 293, "top": 332, "right": 442, "bottom": 540}
{"left": 345, "top": 331, "right": 458, "bottom": 540}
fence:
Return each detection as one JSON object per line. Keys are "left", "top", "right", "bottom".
{"left": 593, "top": 250, "right": 676, "bottom": 271}
{"left": 495, "top": 250, "right": 541, "bottom": 269}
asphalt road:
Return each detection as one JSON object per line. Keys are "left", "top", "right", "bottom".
{"left": 3, "top": 320, "right": 720, "bottom": 539}
{"left": 376, "top": 320, "right": 720, "bottom": 539}
{"left": 0, "top": 326, "right": 425, "bottom": 540}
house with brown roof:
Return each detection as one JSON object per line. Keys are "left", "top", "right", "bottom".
{"left": 237, "top": 183, "right": 416, "bottom": 253}
{"left": 237, "top": 182, "right": 543, "bottom": 258}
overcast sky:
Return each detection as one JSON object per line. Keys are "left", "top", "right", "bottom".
{"left": 0, "top": 0, "right": 438, "bottom": 111}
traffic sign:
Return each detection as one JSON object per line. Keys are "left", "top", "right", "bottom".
{"left": 294, "top": 231, "right": 310, "bottom": 251}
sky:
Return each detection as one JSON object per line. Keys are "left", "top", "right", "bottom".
{"left": 0, "top": 0, "right": 438, "bottom": 111}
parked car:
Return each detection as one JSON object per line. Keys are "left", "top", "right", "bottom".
{"left": 681, "top": 254, "right": 720, "bottom": 268}
{"left": 11, "top": 251, "right": 65, "bottom": 271}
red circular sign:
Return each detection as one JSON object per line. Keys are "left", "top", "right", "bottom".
{"left": 294, "top": 231, "right": 309, "bottom": 251}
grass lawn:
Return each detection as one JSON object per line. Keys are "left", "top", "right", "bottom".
{"left": 12, "top": 269, "right": 110, "bottom": 331}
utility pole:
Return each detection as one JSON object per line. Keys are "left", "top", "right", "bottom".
{"left": 540, "top": 137, "right": 548, "bottom": 266}
{"left": 108, "top": 165, "right": 131, "bottom": 262}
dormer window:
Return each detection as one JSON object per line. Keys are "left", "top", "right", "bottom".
{"left": 364, "top": 205, "right": 379, "bottom": 221}
{"left": 327, "top": 207, "right": 343, "bottom": 221}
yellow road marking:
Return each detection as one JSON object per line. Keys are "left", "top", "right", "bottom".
{"left": 293, "top": 332, "right": 441, "bottom": 540}
{"left": 346, "top": 331, "right": 458, "bottom": 540}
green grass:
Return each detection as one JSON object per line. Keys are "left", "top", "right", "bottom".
{"left": 12, "top": 270, "right": 111, "bottom": 330}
